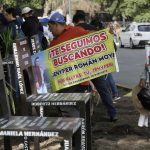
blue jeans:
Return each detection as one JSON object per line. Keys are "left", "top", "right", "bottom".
{"left": 91, "top": 76, "right": 117, "bottom": 119}
{"left": 106, "top": 73, "right": 119, "bottom": 97}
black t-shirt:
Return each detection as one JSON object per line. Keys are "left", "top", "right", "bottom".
{"left": 21, "top": 16, "right": 43, "bottom": 38}
{"left": 77, "top": 23, "right": 96, "bottom": 31}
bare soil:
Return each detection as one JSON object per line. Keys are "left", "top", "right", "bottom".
{"left": 92, "top": 88, "right": 150, "bottom": 150}
{"left": 1, "top": 88, "right": 150, "bottom": 150}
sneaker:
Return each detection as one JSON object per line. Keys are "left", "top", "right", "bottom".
{"left": 113, "top": 96, "right": 121, "bottom": 101}
{"left": 110, "top": 116, "right": 118, "bottom": 122}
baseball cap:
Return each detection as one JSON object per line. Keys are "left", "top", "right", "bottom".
{"left": 21, "top": 7, "right": 32, "bottom": 15}
{"left": 48, "top": 12, "right": 65, "bottom": 23}
{"left": 39, "top": 17, "right": 49, "bottom": 23}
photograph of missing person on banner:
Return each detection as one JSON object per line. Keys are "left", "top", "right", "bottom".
{"left": 32, "top": 52, "right": 52, "bottom": 94}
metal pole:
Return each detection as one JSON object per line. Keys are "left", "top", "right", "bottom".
{"left": 66, "top": 0, "right": 72, "bottom": 24}
{"left": 68, "top": 0, "right": 71, "bottom": 19}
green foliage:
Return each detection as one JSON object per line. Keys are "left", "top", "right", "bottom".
{"left": 93, "top": 0, "right": 150, "bottom": 22}
{"left": 6, "top": 84, "right": 16, "bottom": 115}
{"left": 1, "top": 0, "right": 150, "bottom": 22}
{"left": 1, "top": 0, "right": 43, "bottom": 10}
{"left": 134, "top": 11, "right": 150, "bottom": 22}
{"left": 1, "top": 28, "right": 13, "bottom": 58}
{"left": 1, "top": 0, "right": 16, "bottom": 6}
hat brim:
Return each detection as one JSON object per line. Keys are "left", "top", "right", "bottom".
{"left": 39, "top": 18, "right": 49, "bottom": 23}
{"left": 132, "top": 85, "right": 150, "bottom": 116}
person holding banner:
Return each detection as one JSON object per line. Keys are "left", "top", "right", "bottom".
{"left": 48, "top": 11, "right": 90, "bottom": 94}
{"left": 47, "top": 11, "right": 94, "bottom": 117}
{"left": 47, "top": 11, "right": 117, "bottom": 121}
{"left": 73, "top": 10, "right": 118, "bottom": 121}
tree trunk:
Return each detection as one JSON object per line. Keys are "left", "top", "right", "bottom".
{"left": 43, "top": 0, "right": 52, "bottom": 16}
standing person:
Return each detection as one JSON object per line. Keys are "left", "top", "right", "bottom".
{"left": 132, "top": 64, "right": 150, "bottom": 127}
{"left": 21, "top": 7, "right": 48, "bottom": 50}
{"left": 4, "top": 7, "right": 23, "bottom": 39}
{"left": 48, "top": 11, "right": 91, "bottom": 93}
{"left": 47, "top": 11, "right": 92, "bottom": 117}
{"left": 113, "top": 20, "right": 121, "bottom": 43}
{"left": 72, "top": 10, "right": 118, "bottom": 121}
{"left": 21, "top": 7, "right": 42, "bottom": 37}
{"left": 106, "top": 23, "right": 120, "bottom": 101}
{"left": 0, "top": 6, "right": 24, "bottom": 114}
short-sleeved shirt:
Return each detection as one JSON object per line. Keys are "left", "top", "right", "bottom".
{"left": 49, "top": 25, "right": 89, "bottom": 46}
{"left": 49, "top": 25, "right": 90, "bottom": 86}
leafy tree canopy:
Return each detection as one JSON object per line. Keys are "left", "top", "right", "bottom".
{"left": 93, "top": 0, "right": 150, "bottom": 22}
{"left": 0, "top": 0, "right": 44, "bottom": 13}
{"left": 1, "top": 0, "right": 150, "bottom": 22}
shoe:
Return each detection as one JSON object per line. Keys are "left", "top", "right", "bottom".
{"left": 110, "top": 116, "right": 118, "bottom": 122}
{"left": 113, "top": 96, "right": 121, "bottom": 101}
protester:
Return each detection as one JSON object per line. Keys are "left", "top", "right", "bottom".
{"left": 47, "top": 11, "right": 94, "bottom": 117}
{"left": 105, "top": 23, "right": 120, "bottom": 101}
{"left": 5, "top": 7, "right": 23, "bottom": 39}
{"left": 0, "top": 6, "right": 24, "bottom": 114}
{"left": 72, "top": 10, "right": 118, "bottom": 121}
{"left": 113, "top": 20, "right": 121, "bottom": 43}
{"left": 135, "top": 63, "right": 150, "bottom": 127}
{"left": 73, "top": 10, "right": 96, "bottom": 31}
{"left": 21, "top": 7, "right": 48, "bottom": 50}
{"left": 48, "top": 11, "right": 92, "bottom": 92}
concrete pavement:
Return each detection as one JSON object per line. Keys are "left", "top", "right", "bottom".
{"left": 113, "top": 47, "right": 146, "bottom": 89}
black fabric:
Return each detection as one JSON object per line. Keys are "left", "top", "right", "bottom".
{"left": 137, "top": 87, "right": 150, "bottom": 110}
{"left": 8, "top": 19, "right": 22, "bottom": 40}
{"left": 77, "top": 23, "right": 96, "bottom": 31}
{"left": 21, "top": 16, "right": 48, "bottom": 50}
{"left": 21, "top": 16, "right": 43, "bottom": 38}
{"left": 41, "top": 36, "right": 48, "bottom": 50}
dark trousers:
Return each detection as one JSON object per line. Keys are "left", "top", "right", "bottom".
{"left": 91, "top": 75, "right": 117, "bottom": 119}
{"left": 106, "top": 73, "right": 119, "bottom": 97}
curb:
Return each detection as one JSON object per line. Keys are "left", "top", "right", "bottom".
{"left": 116, "top": 83, "right": 132, "bottom": 91}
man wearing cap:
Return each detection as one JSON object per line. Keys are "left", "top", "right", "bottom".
{"left": 47, "top": 12, "right": 94, "bottom": 117}
{"left": 21, "top": 7, "right": 45, "bottom": 49}
{"left": 48, "top": 12, "right": 118, "bottom": 121}
{"left": 72, "top": 10, "right": 118, "bottom": 122}
{"left": 48, "top": 11, "right": 91, "bottom": 93}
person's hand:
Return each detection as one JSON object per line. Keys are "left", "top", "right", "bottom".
{"left": 139, "top": 79, "right": 146, "bottom": 88}
{"left": 36, "top": 82, "right": 40, "bottom": 89}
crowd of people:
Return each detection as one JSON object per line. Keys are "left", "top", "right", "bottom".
{"left": 0, "top": 5, "right": 122, "bottom": 121}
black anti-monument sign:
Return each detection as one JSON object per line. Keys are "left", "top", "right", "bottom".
{"left": 0, "top": 54, "right": 11, "bottom": 117}
{"left": 13, "top": 37, "right": 34, "bottom": 114}
{"left": 30, "top": 34, "right": 41, "bottom": 54}
{"left": 27, "top": 93, "right": 90, "bottom": 106}
{"left": 0, "top": 116, "right": 82, "bottom": 150}
{"left": 0, "top": 54, "right": 4, "bottom": 80}
{"left": 0, "top": 116, "right": 81, "bottom": 135}
{"left": 14, "top": 38, "right": 32, "bottom": 69}
{"left": 27, "top": 92, "right": 91, "bottom": 150}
